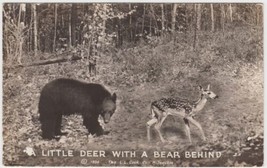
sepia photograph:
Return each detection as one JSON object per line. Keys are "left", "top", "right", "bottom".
{"left": 2, "top": 2, "right": 263, "bottom": 167}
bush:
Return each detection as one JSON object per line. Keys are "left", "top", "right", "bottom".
{"left": 97, "top": 25, "right": 262, "bottom": 89}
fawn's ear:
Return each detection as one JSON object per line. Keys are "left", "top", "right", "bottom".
{"left": 207, "top": 84, "right": 210, "bottom": 90}
{"left": 198, "top": 86, "right": 204, "bottom": 91}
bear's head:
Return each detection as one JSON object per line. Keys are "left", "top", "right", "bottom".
{"left": 101, "top": 93, "right": 117, "bottom": 123}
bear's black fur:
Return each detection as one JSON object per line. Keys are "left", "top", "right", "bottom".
{"left": 38, "top": 78, "right": 116, "bottom": 140}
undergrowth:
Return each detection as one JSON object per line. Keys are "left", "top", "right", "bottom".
{"left": 99, "top": 26, "right": 263, "bottom": 88}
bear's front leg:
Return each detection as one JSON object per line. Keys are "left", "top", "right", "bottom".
{"left": 83, "top": 117, "right": 105, "bottom": 136}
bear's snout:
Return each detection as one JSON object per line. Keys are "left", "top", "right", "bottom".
{"left": 103, "top": 113, "right": 112, "bottom": 123}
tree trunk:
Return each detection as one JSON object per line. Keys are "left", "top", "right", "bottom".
{"left": 117, "top": 19, "right": 123, "bottom": 47}
{"left": 160, "top": 4, "right": 165, "bottom": 33}
{"left": 62, "top": 15, "right": 64, "bottom": 28}
{"left": 134, "top": 20, "right": 138, "bottom": 42}
{"left": 53, "top": 4, "right": 58, "bottom": 52}
{"left": 171, "top": 4, "right": 178, "bottom": 32}
{"left": 255, "top": 4, "right": 262, "bottom": 26}
{"left": 149, "top": 15, "right": 152, "bottom": 35}
{"left": 184, "top": 4, "right": 188, "bottom": 34}
{"left": 18, "top": 4, "right": 22, "bottom": 25}
{"left": 255, "top": 5, "right": 259, "bottom": 25}
{"left": 193, "top": 4, "right": 198, "bottom": 49}
{"left": 33, "top": 4, "right": 38, "bottom": 57}
{"left": 71, "top": 4, "right": 77, "bottom": 47}
{"left": 22, "top": 53, "right": 83, "bottom": 67}
{"left": 220, "top": 4, "right": 225, "bottom": 33}
{"left": 129, "top": 4, "right": 133, "bottom": 41}
{"left": 102, "top": 4, "right": 107, "bottom": 38}
{"left": 22, "top": 4, "right": 26, "bottom": 24}
{"left": 149, "top": 4, "right": 153, "bottom": 35}
{"left": 141, "top": 4, "right": 146, "bottom": 34}
{"left": 29, "top": 4, "right": 33, "bottom": 52}
{"left": 210, "top": 4, "right": 214, "bottom": 32}
{"left": 68, "top": 12, "right": 72, "bottom": 47}
{"left": 150, "top": 4, "right": 158, "bottom": 35}
{"left": 18, "top": 4, "right": 25, "bottom": 64}
{"left": 196, "top": 4, "right": 202, "bottom": 31}
{"left": 229, "top": 4, "right": 233, "bottom": 22}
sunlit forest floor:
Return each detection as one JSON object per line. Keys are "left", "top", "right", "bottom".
{"left": 3, "top": 27, "right": 263, "bottom": 166}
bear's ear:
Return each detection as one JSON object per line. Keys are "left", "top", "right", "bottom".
{"left": 111, "top": 93, "right": 117, "bottom": 102}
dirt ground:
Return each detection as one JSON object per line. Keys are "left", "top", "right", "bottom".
{"left": 3, "top": 62, "right": 263, "bottom": 166}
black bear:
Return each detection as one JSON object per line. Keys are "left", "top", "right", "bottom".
{"left": 38, "top": 78, "right": 117, "bottom": 140}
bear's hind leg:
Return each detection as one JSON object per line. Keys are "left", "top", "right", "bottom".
{"left": 55, "top": 114, "right": 68, "bottom": 136}
{"left": 41, "top": 119, "right": 56, "bottom": 140}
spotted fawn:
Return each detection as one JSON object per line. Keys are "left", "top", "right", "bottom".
{"left": 146, "top": 85, "right": 218, "bottom": 143}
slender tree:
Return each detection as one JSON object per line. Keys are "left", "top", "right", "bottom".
{"left": 171, "top": 4, "right": 178, "bottom": 32}
{"left": 150, "top": 4, "right": 158, "bottom": 35}
{"left": 149, "top": 12, "right": 152, "bottom": 35}
{"left": 129, "top": 4, "right": 133, "bottom": 41}
{"left": 220, "top": 4, "right": 225, "bottom": 33}
{"left": 229, "top": 4, "right": 233, "bottom": 22}
{"left": 196, "top": 4, "right": 202, "bottom": 31}
{"left": 68, "top": 6, "right": 72, "bottom": 47}
{"left": 141, "top": 4, "right": 146, "bottom": 34}
{"left": 193, "top": 4, "right": 198, "bottom": 49}
{"left": 210, "top": 4, "right": 214, "bottom": 32}
{"left": 28, "top": 4, "right": 33, "bottom": 52}
{"left": 184, "top": 4, "right": 188, "bottom": 34}
{"left": 33, "top": 4, "right": 37, "bottom": 57}
{"left": 160, "top": 4, "right": 165, "bottom": 33}
{"left": 18, "top": 4, "right": 22, "bottom": 25}
{"left": 102, "top": 4, "right": 107, "bottom": 37}
{"left": 18, "top": 4, "right": 26, "bottom": 64}
{"left": 71, "top": 4, "right": 77, "bottom": 46}
{"left": 255, "top": 4, "right": 262, "bottom": 25}
{"left": 53, "top": 4, "right": 58, "bottom": 52}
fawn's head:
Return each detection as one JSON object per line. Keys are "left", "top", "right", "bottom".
{"left": 199, "top": 84, "right": 218, "bottom": 99}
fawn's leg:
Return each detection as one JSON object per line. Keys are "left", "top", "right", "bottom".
{"left": 154, "top": 115, "right": 168, "bottom": 142}
{"left": 183, "top": 118, "right": 192, "bottom": 143}
{"left": 187, "top": 116, "right": 206, "bottom": 141}
{"left": 146, "top": 118, "right": 157, "bottom": 142}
